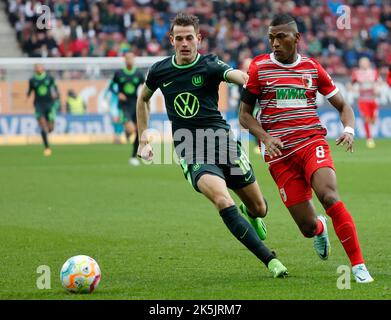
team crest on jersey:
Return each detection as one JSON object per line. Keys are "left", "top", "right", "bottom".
{"left": 301, "top": 74, "right": 312, "bottom": 88}
{"left": 192, "top": 74, "right": 204, "bottom": 87}
{"left": 279, "top": 188, "right": 287, "bottom": 202}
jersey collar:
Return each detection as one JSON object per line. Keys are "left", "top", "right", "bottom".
{"left": 171, "top": 53, "right": 201, "bottom": 69}
{"left": 34, "top": 72, "right": 47, "bottom": 80}
{"left": 123, "top": 67, "right": 137, "bottom": 75}
{"left": 270, "top": 53, "right": 301, "bottom": 68}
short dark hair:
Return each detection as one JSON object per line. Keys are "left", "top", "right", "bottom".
{"left": 270, "top": 14, "right": 297, "bottom": 27}
{"left": 170, "top": 12, "right": 199, "bottom": 35}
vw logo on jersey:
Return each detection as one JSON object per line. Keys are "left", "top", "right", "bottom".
{"left": 174, "top": 92, "right": 200, "bottom": 118}
{"left": 124, "top": 82, "right": 135, "bottom": 94}
{"left": 37, "top": 85, "right": 48, "bottom": 96}
{"left": 192, "top": 74, "right": 204, "bottom": 87}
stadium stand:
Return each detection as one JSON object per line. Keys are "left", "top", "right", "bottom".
{"left": 2, "top": 0, "right": 391, "bottom": 76}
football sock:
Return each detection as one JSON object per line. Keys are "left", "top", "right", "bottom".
{"left": 132, "top": 132, "right": 139, "bottom": 158}
{"left": 364, "top": 122, "right": 371, "bottom": 139}
{"left": 41, "top": 130, "right": 49, "bottom": 148}
{"left": 220, "top": 205, "right": 275, "bottom": 266}
{"left": 326, "top": 201, "right": 364, "bottom": 266}
{"left": 314, "top": 218, "right": 324, "bottom": 236}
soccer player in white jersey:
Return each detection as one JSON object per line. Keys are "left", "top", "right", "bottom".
{"left": 239, "top": 14, "right": 373, "bottom": 283}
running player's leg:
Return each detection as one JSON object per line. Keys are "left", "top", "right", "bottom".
{"left": 40, "top": 104, "right": 56, "bottom": 155}
{"left": 287, "top": 200, "right": 329, "bottom": 259}
{"left": 225, "top": 140, "right": 268, "bottom": 239}
{"left": 197, "top": 173, "right": 286, "bottom": 277}
{"left": 124, "top": 119, "right": 139, "bottom": 165}
{"left": 234, "top": 181, "right": 268, "bottom": 218}
{"left": 129, "top": 107, "right": 139, "bottom": 160}
{"left": 47, "top": 104, "right": 56, "bottom": 133}
{"left": 359, "top": 100, "right": 375, "bottom": 148}
{"left": 124, "top": 120, "right": 136, "bottom": 143}
{"left": 311, "top": 167, "right": 373, "bottom": 282}
{"left": 366, "top": 101, "right": 378, "bottom": 148}
{"left": 234, "top": 182, "right": 268, "bottom": 240}
{"left": 36, "top": 106, "right": 52, "bottom": 156}
{"left": 270, "top": 155, "right": 329, "bottom": 259}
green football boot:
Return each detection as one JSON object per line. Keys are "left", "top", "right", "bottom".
{"left": 268, "top": 259, "right": 289, "bottom": 278}
{"left": 239, "top": 202, "right": 267, "bottom": 240}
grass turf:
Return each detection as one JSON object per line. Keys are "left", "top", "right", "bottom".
{"left": 0, "top": 139, "right": 390, "bottom": 300}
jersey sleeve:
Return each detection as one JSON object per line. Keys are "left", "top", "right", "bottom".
{"left": 316, "top": 62, "right": 339, "bottom": 99}
{"left": 145, "top": 65, "right": 158, "bottom": 93}
{"left": 27, "top": 78, "right": 33, "bottom": 96}
{"left": 208, "top": 55, "right": 233, "bottom": 83}
{"left": 109, "top": 71, "right": 119, "bottom": 94}
{"left": 245, "top": 59, "right": 262, "bottom": 96}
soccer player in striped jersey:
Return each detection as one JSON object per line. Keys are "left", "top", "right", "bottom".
{"left": 350, "top": 57, "right": 382, "bottom": 148}
{"left": 240, "top": 14, "right": 373, "bottom": 283}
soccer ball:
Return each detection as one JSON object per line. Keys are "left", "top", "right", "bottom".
{"left": 60, "top": 255, "right": 101, "bottom": 293}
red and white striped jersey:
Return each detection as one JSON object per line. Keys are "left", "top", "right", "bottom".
{"left": 351, "top": 68, "right": 380, "bottom": 101}
{"left": 246, "top": 53, "right": 338, "bottom": 163}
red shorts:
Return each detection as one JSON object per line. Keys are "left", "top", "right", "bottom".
{"left": 269, "top": 139, "right": 335, "bottom": 207}
{"left": 358, "top": 100, "right": 378, "bottom": 119}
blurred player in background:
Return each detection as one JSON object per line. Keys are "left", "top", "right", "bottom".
{"left": 27, "top": 63, "right": 59, "bottom": 156}
{"left": 240, "top": 14, "right": 373, "bottom": 283}
{"left": 104, "top": 81, "right": 123, "bottom": 144}
{"left": 109, "top": 52, "right": 145, "bottom": 165}
{"left": 387, "top": 65, "right": 391, "bottom": 87}
{"left": 137, "top": 13, "right": 288, "bottom": 278}
{"left": 350, "top": 57, "right": 382, "bottom": 148}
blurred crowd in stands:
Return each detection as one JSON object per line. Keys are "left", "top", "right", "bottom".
{"left": 4, "top": 0, "right": 391, "bottom": 75}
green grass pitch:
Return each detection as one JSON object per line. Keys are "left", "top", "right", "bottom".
{"left": 0, "top": 139, "right": 390, "bottom": 300}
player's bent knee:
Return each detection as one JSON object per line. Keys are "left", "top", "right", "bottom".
{"left": 214, "top": 195, "right": 235, "bottom": 211}
{"left": 299, "top": 221, "right": 318, "bottom": 238}
{"left": 320, "top": 193, "right": 339, "bottom": 210}
{"left": 251, "top": 201, "right": 268, "bottom": 218}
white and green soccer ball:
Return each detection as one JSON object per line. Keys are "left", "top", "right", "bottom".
{"left": 60, "top": 255, "right": 101, "bottom": 293}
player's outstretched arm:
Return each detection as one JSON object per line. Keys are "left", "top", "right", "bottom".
{"left": 328, "top": 92, "right": 355, "bottom": 152}
{"left": 226, "top": 69, "right": 249, "bottom": 86}
{"left": 239, "top": 101, "right": 283, "bottom": 158}
{"left": 136, "top": 84, "right": 154, "bottom": 161}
